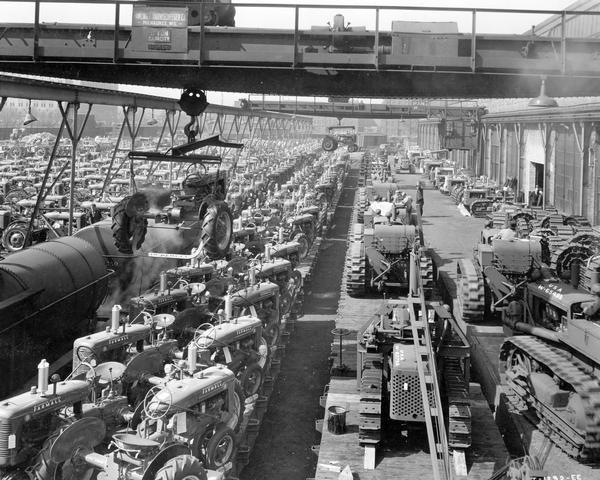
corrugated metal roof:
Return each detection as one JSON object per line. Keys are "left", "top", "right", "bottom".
{"left": 526, "top": 0, "right": 600, "bottom": 37}
{"left": 482, "top": 99, "right": 600, "bottom": 122}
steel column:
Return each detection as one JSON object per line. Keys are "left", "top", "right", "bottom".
{"left": 25, "top": 112, "right": 67, "bottom": 244}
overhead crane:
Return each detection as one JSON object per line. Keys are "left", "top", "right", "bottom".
{"left": 239, "top": 98, "right": 481, "bottom": 120}
{"left": 4, "top": 2, "right": 600, "bottom": 97}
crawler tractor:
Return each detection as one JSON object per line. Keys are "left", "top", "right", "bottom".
{"left": 347, "top": 184, "right": 432, "bottom": 297}
{"left": 455, "top": 236, "right": 543, "bottom": 323}
{"left": 493, "top": 265, "right": 600, "bottom": 462}
{"left": 356, "top": 258, "right": 470, "bottom": 468}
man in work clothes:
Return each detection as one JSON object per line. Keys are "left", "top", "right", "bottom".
{"left": 416, "top": 182, "right": 424, "bottom": 216}
{"left": 494, "top": 220, "right": 518, "bottom": 240}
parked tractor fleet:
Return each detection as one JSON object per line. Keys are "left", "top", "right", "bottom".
{"left": 3, "top": 130, "right": 600, "bottom": 479}
{"left": 0, "top": 133, "right": 348, "bottom": 480}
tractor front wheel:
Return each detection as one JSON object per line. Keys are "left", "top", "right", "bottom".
{"left": 154, "top": 454, "right": 207, "bottom": 480}
{"left": 239, "top": 362, "right": 264, "bottom": 396}
{"left": 348, "top": 143, "right": 358, "bottom": 153}
{"left": 204, "top": 425, "right": 237, "bottom": 470}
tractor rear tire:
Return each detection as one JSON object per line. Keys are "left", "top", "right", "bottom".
{"left": 322, "top": 136, "right": 338, "bottom": 152}
{"left": 154, "top": 454, "right": 207, "bottom": 480}
{"left": 204, "top": 425, "right": 237, "bottom": 470}
{"left": 239, "top": 362, "right": 264, "bottom": 396}
{"left": 201, "top": 201, "right": 233, "bottom": 260}
{"left": 111, "top": 195, "right": 148, "bottom": 254}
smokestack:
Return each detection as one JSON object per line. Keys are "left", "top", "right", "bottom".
{"left": 225, "top": 292, "right": 232, "bottom": 322}
{"left": 188, "top": 342, "right": 197, "bottom": 374}
{"left": 111, "top": 304, "right": 122, "bottom": 333}
{"left": 265, "top": 244, "right": 271, "bottom": 262}
{"left": 37, "top": 359, "right": 49, "bottom": 395}
{"left": 279, "top": 227, "right": 284, "bottom": 243}
{"left": 249, "top": 266, "right": 256, "bottom": 286}
{"left": 159, "top": 272, "right": 167, "bottom": 293}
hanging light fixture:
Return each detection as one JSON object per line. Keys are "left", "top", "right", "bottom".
{"left": 147, "top": 109, "right": 158, "bottom": 125}
{"left": 23, "top": 99, "right": 37, "bottom": 126}
{"left": 528, "top": 76, "right": 558, "bottom": 108}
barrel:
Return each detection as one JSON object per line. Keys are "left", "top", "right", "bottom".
{"left": 327, "top": 406, "right": 347, "bottom": 434}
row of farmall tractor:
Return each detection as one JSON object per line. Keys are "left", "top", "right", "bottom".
{"left": 0, "top": 103, "right": 349, "bottom": 479}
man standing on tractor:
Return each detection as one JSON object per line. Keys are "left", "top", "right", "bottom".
{"left": 416, "top": 182, "right": 424, "bottom": 217}
{"left": 494, "top": 219, "right": 518, "bottom": 240}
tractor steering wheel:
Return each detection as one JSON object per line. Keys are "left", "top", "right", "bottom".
{"left": 193, "top": 322, "right": 218, "bottom": 349}
{"left": 76, "top": 345, "right": 98, "bottom": 364}
{"left": 142, "top": 385, "right": 173, "bottom": 420}
{"left": 184, "top": 162, "right": 208, "bottom": 179}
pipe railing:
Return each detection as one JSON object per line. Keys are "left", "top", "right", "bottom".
{"left": 2, "top": 1, "right": 599, "bottom": 75}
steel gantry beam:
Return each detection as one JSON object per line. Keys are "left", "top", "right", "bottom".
{"left": 241, "top": 98, "right": 480, "bottom": 119}
{"left": 0, "top": 74, "right": 311, "bottom": 234}
{"left": 6, "top": 3, "right": 600, "bottom": 96}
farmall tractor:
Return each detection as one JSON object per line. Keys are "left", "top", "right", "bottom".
{"left": 112, "top": 146, "right": 238, "bottom": 260}
{"left": 347, "top": 183, "right": 432, "bottom": 297}
{"left": 0, "top": 357, "right": 238, "bottom": 479}
{"left": 192, "top": 314, "right": 270, "bottom": 396}
{"left": 321, "top": 125, "right": 358, "bottom": 153}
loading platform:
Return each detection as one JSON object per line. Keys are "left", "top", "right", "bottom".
{"left": 314, "top": 166, "right": 600, "bottom": 479}
{"left": 313, "top": 167, "right": 508, "bottom": 480}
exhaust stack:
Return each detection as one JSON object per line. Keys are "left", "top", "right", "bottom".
{"left": 111, "top": 304, "right": 122, "bottom": 333}
{"left": 37, "top": 359, "right": 49, "bottom": 395}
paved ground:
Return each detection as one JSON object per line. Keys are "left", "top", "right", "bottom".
{"left": 240, "top": 168, "right": 358, "bottom": 480}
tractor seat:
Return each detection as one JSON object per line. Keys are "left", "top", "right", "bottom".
{"left": 112, "top": 433, "right": 160, "bottom": 454}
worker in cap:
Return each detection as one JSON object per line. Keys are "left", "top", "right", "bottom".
{"left": 416, "top": 182, "right": 424, "bottom": 217}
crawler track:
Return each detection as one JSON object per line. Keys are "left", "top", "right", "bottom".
{"left": 501, "top": 335, "right": 600, "bottom": 462}
{"left": 455, "top": 258, "right": 485, "bottom": 322}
